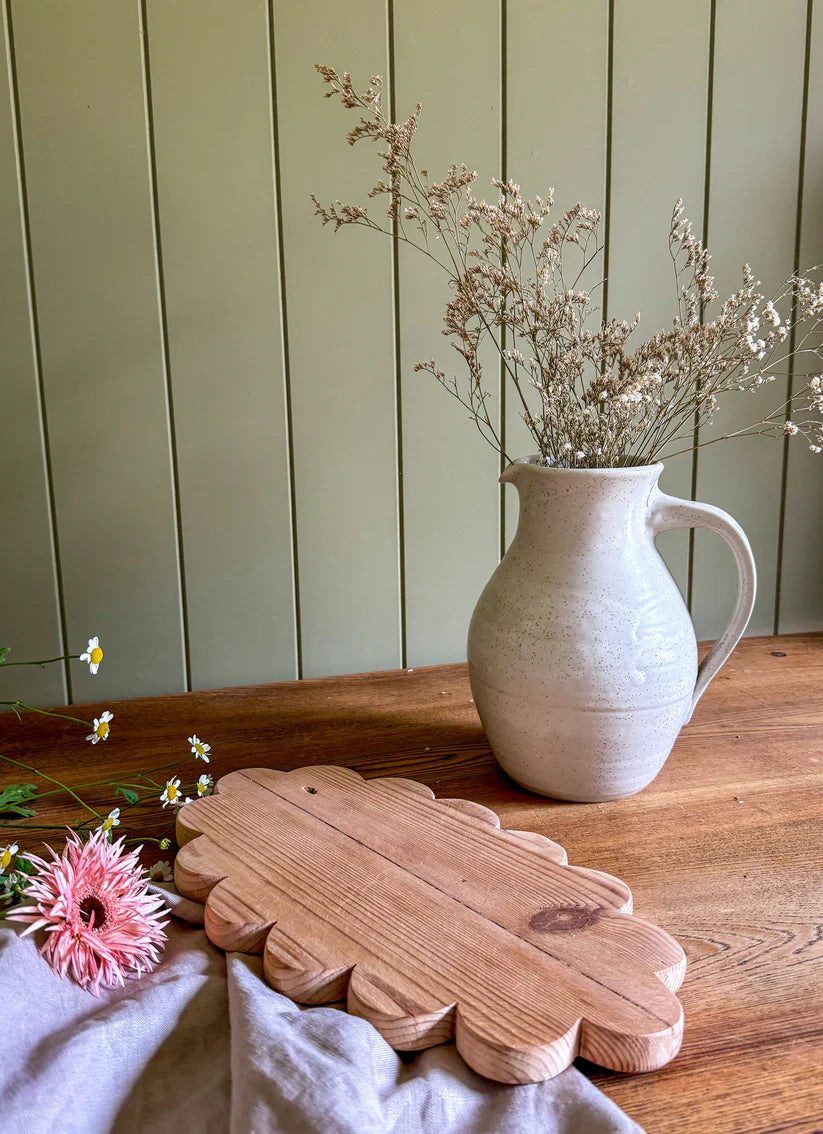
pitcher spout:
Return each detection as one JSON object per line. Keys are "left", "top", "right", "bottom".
{"left": 499, "top": 457, "right": 534, "bottom": 486}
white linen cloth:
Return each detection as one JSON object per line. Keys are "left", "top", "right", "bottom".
{"left": 0, "top": 886, "right": 645, "bottom": 1134}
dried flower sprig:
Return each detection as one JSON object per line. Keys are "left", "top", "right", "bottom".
{"left": 313, "top": 66, "right": 823, "bottom": 468}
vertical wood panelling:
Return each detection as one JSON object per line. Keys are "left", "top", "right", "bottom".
{"left": 144, "top": 0, "right": 297, "bottom": 689}
{"left": 3, "top": 3, "right": 823, "bottom": 704}
{"left": 692, "top": 0, "right": 808, "bottom": 640}
{"left": 779, "top": 0, "right": 823, "bottom": 633}
{"left": 10, "top": 0, "right": 185, "bottom": 702}
{"left": 393, "top": 0, "right": 500, "bottom": 667}
{"left": 0, "top": 2, "right": 65, "bottom": 707}
{"left": 607, "top": 0, "right": 711, "bottom": 599}
{"left": 504, "top": 0, "right": 610, "bottom": 545}
{"left": 274, "top": 0, "right": 400, "bottom": 678}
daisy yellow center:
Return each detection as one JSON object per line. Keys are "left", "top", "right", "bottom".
{"left": 194, "top": 743, "right": 205, "bottom": 756}
{"left": 168, "top": 783, "right": 178, "bottom": 801}
{"left": 90, "top": 646, "right": 103, "bottom": 665}
{"left": 96, "top": 720, "right": 110, "bottom": 739}
{"left": 102, "top": 816, "right": 114, "bottom": 830}
{"left": 0, "top": 849, "right": 11, "bottom": 870}
{"left": 78, "top": 892, "right": 108, "bottom": 931}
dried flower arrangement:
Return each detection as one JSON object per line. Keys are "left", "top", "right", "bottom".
{"left": 312, "top": 66, "right": 823, "bottom": 469}
{"left": 0, "top": 641, "right": 213, "bottom": 992}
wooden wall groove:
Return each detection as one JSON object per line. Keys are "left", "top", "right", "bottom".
{"left": 0, "top": 0, "right": 820, "bottom": 705}
{"left": 1, "top": 0, "right": 68, "bottom": 707}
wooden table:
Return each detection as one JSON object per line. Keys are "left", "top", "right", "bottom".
{"left": 2, "top": 634, "right": 822, "bottom": 1133}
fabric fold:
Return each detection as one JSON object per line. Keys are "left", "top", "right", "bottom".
{"left": 0, "top": 886, "right": 645, "bottom": 1133}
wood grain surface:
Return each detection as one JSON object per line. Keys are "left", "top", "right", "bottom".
{"left": 173, "top": 764, "right": 685, "bottom": 1083}
{"left": 1, "top": 634, "right": 821, "bottom": 1129}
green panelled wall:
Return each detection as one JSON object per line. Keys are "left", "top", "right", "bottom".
{"left": 607, "top": 0, "right": 711, "bottom": 601}
{"left": 504, "top": 0, "right": 609, "bottom": 543}
{"left": 394, "top": 0, "right": 501, "bottom": 668}
{"left": 276, "top": 0, "right": 400, "bottom": 679}
{"left": 7, "top": 0, "right": 185, "bottom": 707}
{"left": 0, "top": 1, "right": 65, "bottom": 708}
{"left": 1, "top": 0, "right": 821, "bottom": 705}
{"left": 692, "top": 0, "right": 810, "bottom": 639}
{"left": 781, "top": 0, "right": 823, "bottom": 632}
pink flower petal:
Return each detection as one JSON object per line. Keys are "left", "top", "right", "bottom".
{"left": 7, "top": 827, "right": 168, "bottom": 993}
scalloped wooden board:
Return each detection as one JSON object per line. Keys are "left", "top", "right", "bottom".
{"left": 174, "top": 765, "right": 686, "bottom": 1084}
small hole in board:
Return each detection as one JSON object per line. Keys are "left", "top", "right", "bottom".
{"left": 302, "top": 786, "right": 317, "bottom": 794}
{"left": 770, "top": 651, "right": 787, "bottom": 658}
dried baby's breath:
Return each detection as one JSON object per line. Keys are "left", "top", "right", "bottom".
{"left": 314, "top": 66, "right": 823, "bottom": 467}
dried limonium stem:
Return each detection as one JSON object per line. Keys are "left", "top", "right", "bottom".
{"left": 312, "top": 65, "right": 823, "bottom": 468}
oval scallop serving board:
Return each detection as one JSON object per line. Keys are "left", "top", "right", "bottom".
{"left": 174, "top": 765, "right": 686, "bottom": 1084}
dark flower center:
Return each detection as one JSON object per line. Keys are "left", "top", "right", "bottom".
{"left": 78, "top": 892, "right": 108, "bottom": 930}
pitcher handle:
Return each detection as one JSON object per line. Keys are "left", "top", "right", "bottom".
{"left": 648, "top": 491, "right": 757, "bottom": 724}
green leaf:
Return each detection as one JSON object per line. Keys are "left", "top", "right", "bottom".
{"left": 114, "top": 786, "right": 139, "bottom": 806}
{"left": 0, "top": 647, "right": 10, "bottom": 663}
{"left": 0, "top": 782, "right": 38, "bottom": 818}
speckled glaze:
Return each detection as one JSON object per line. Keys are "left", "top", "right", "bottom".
{"left": 467, "top": 458, "right": 757, "bottom": 801}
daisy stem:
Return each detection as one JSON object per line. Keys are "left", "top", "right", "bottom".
{"left": 32, "top": 780, "right": 143, "bottom": 799}
{"left": 35, "top": 763, "right": 187, "bottom": 796}
{"left": 137, "top": 760, "right": 191, "bottom": 778}
{"left": 0, "top": 753, "right": 102, "bottom": 819}
{"left": 124, "top": 818, "right": 176, "bottom": 847}
{"left": 0, "top": 822, "right": 74, "bottom": 830}
{"left": 1, "top": 655, "right": 81, "bottom": 667}
{"left": 0, "top": 702, "right": 90, "bottom": 727}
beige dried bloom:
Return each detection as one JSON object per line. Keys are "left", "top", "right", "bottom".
{"left": 314, "top": 65, "right": 823, "bottom": 467}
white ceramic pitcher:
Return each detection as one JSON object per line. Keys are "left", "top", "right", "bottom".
{"left": 467, "top": 458, "right": 756, "bottom": 801}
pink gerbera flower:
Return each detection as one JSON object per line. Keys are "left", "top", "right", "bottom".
{"left": 9, "top": 827, "right": 168, "bottom": 995}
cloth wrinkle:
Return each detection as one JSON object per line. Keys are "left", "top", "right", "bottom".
{"left": 0, "top": 885, "right": 646, "bottom": 1133}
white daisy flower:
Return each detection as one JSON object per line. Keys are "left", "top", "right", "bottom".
{"left": 188, "top": 735, "right": 211, "bottom": 763}
{"left": 86, "top": 709, "right": 114, "bottom": 744}
{"left": 160, "top": 778, "right": 182, "bottom": 808}
{"left": 79, "top": 636, "right": 104, "bottom": 675}
{"left": 0, "top": 843, "right": 18, "bottom": 874}
{"left": 148, "top": 860, "right": 173, "bottom": 882}
{"left": 97, "top": 808, "right": 121, "bottom": 834}
{"left": 196, "top": 773, "right": 213, "bottom": 797}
